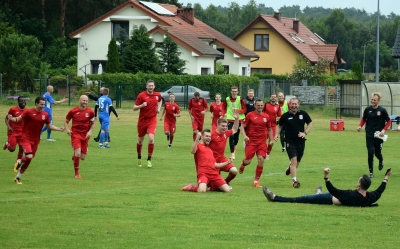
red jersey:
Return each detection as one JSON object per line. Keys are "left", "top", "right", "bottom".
{"left": 164, "top": 102, "right": 180, "bottom": 124}
{"left": 243, "top": 111, "right": 272, "bottom": 142}
{"left": 210, "top": 102, "right": 225, "bottom": 126}
{"left": 135, "top": 91, "right": 162, "bottom": 123}
{"left": 188, "top": 98, "right": 208, "bottom": 120}
{"left": 209, "top": 129, "right": 233, "bottom": 159}
{"left": 21, "top": 108, "right": 50, "bottom": 144}
{"left": 7, "top": 106, "right": 27, "bottom": 136}
{"left": 65, "top": 106, "right": 95, "bottom": 137}
{"left": 263, "top": 102, "right": 282, "bottom": 127}
{"left": 194, "top": 143, "right": 218, "bottom": 176}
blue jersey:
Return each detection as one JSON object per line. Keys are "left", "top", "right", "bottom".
{"left": 43, "top": 92, "right": 55, "bottom": 115}
{"left": 96, "top": 96, "right": 112, "bottom": 118}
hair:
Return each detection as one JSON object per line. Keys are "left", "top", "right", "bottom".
{"left": 359, "top": 175, "right": 372, "bottom": 190}
{"left": 103, "top": 88, "right": 109, "bottom": 95}
{"left": 201, "top": 129, "right": 211, "bottom": 135}
{"left": 194, "top": 92, "right": 200, "bottom": 97}
{"left": 372, "top": 92, "right": 382, "bottom": 100}
{"left": 169, "top": 93, "right": 175, "bottom": 96}
{"left": 231, "top": 86, "right": 238, "bottom": 91}
{"left": 215, "top": 93, "right": 221, "bottom": 97}
{"left": 146, "top": 80, "right": 155, "bottom": 85}
{"left": 255, "top": 99, "right": 264, "bottom": 104}
{"left": 290, "top": 97, "right": 299, "bottom": 103}
{"left": 270, "top": 93, "right": 277, "bottom": 97}
{"left": 17, "top": 96, "right": 25, "bottom": 102}
{"left": 217, "top": 117, "right": 228, "bottom": 125}
{"left": 247, "top": 89, "right": 254, "bottom": 93}
{"left": 278, "top": 92, "right": 284, "bottom": 97}
{"left": 35, "top": 96, "right": 45, "bottom": 104}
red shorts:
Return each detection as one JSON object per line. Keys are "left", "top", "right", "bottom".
{"left": 215, "top": 155, "right": 234, "bottom": 173}
{"left": 137, "top": 122, "right": 157, "bottom": 137}
{"left": 244, "top": 141, "right": 267, "bottom": 160}
{"left": 164, "top": 122, "right": 176, "bottom": 134}
{"left": 71, "top": 134, "right": 89, "bottom": 154}
{"left": 21, "top": 140, "right": 39, "bottom": 157}
{"left": 192, "top": 119, "right": 204, "bottom": 132}
{"left": 197, "top": 172, "right": 226, "bottom": 189}
{"left": 7, "top": 134, "right": 23, "bottom": 149}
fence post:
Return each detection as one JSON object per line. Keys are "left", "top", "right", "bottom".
{"left": 0, "top": 73, "right": 2, "bottom": 100}
{"left": 67, "top": 75, "right": 70, "bottom": 106}
{"left": 183, "top": 84, "right": 188, "bottom": 109}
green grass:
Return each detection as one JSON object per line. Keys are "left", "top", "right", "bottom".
{"left": 0, "top": 100, "right": 399, "bottom": 249}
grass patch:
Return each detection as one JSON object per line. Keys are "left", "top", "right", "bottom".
{"left": 0, "top": 100, "right": 399, "bottom": 248}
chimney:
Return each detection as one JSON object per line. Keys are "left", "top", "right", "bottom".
{"left": 293, "top": 19, "right": 299, "bottom": 33}
{"left": 273, "top": 12, "right": 281, "bottom": 21}
{"left": 177, "top": 8, "right": 194, "bottom": 25}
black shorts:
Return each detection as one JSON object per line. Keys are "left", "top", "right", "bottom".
{"left": 286, "top": 140, "right": 305, "bottom": 162}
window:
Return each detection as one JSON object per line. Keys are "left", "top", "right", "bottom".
{"left": 201, "top": 68, "right": 211, "bottom": 75}
{"left": 217, "top": 48, "right": 225, "bottom": 55}
{"left": 91, "top": 60, "right": 107, "bottom": 74}
{"left": 254, "top": 34, "right": 269, "bottom": 51}
{"left": 251, "top": 68, "right": 272, "bottom": 74}
{"left": 242, "top": 67, "right": 247, "bottom": 76}
{"left": 112, "top": 21, "right": 129, "bottom": 39}
{"left": 223, "top": 65, "right": 229, "bottom": 74}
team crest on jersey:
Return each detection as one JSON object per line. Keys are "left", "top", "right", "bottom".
{"left": 172, "top": 107, "right": 175, "bottom": 110}
{"left": 42, "top": 115, "right": 45, "bottom": 120}
{"left": 263, "top": 118, "right": 267, "bottom": 122}
{"left": 85, "top": 113, "right": 89, "bottom": 117}
{"left": 299, "top": 115, "right": 303, "bottom": 120}
{"left": 198, "top": 102, "right": 201, "bottom": 105}
{"left": 377, "top": 111, "right": 381, "bottom": 116}
{"left": 274, "top": 107, "right": 277, "bottom": 111}
{"left": 156, "top": 96, "right": 159, "bottom": 101}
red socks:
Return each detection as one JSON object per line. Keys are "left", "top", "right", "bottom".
{"left": 136, "top": 143, "right": 142, "bottom": 157}
{"left": 20, "top": 156, "right": 32, "bottom": 173}
{"left": 225, "top": 173, "right": 236, "bottom": 184}
{"left": 255, "top": 165, "right": 263, "bottom": 181}
{"left": 148, "top": 143, "right": 154, "bottom": 157}
{"left": 73, "top": 156, "right": 80, "bottom": 174}
{"left": 169, "top": 135, "right": 174, "bottom": 144}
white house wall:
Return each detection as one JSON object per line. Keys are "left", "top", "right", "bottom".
{"left": 217, "top": 48, "right": 251, "bottom": 76}
{"left": 196, "top": 57, "right": 215, "bottom": 74}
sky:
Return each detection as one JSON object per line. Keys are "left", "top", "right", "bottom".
{"left": 180, "top": 0, "right": 399, "bottom": 16}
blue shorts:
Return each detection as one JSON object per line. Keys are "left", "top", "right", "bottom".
{"left": 99, "top": 116, "right": 110, "bottom": 131}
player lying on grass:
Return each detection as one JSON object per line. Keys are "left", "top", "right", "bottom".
{"left": 263, "top": 167, "right": 391, "bottom": 207}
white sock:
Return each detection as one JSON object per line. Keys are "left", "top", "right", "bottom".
{"left": 292, "top": 177, "right": 297, "bottom": 182}
{"left": 16, "top": 172, "right": 22, "bottom": 178}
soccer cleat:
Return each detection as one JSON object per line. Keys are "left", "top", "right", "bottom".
{"left": 94, "top": 137, "right": 99, "bottom": 142}
{"left": 14, "top": 159, "right": 22, "bottom": 173}
{"left": 282, "top": 147, "right": 285, "bottom": 152}
{"left": 253, "top": 181, "right": 262, "bottom": 188}
{"left": 315, "top": 186, "right": 322, "bottom": 194}
{"left": 168, "top": 144, "right": 172, "bottom": 148}
{"left": 285, "top": 163, "right": 291, "bottom": 176}
{"left": 98, "top": 145, "right": 104, "bottom": 149}
{"left": 147, "top": 160, "right": 152, "bottom": 168}
{"left": 369, "top": 173, "right": 374, "bottom": 178}
{"left": 239, "top": 164, "right": 245, "bottom": 174}
{"left": 292, "top": 180, "right": 301, "bottom": 188}
{"left": 137, "top": 159, "right": 142, "bottom": 167}
{"left": 104, "top": 144, "right": 110, "bottom": 148}
{"left": 266, "top": 154, "right": 270, "bottom": 160}
{"left": 47, "top": 138, "right": 56, "bottom": 141}
{"left": 74, "top": 174, "right": 82, "bottom": 179}
{"left": 262, "top": 186, "right": 275, "bottom": 201}
{"left": 231, "top": 153, "right": 235, "bottom": 160}
{"left": 181, "top": 183, "right": 194, "bottom": 191}
{"left": 378, "top": 160, "right": 384, "bottom": 171}
{"left": 14, "top": 177, "right": 22, "bottom": 184}
{"left": 3, "top": 142, "right": 8, "bottom": 150}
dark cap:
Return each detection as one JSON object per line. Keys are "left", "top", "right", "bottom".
{"left": 194, "top": 92, "right": 200, "bottom": 97}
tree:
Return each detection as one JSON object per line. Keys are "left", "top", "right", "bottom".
{"left": 0, "top": 33, "right": 42, "bottom": 89}
{"left": 106, "top": 37, "right": 120, "bottom": 73}
{"left": 43, "top": 37, "right": 76, "bottom": 69}
{"left": 351, "top": 61, "right": 364, "bottom": 80}
{"left": 290, "top": 55, "right": 315, "bottom": 83}
{"left": 158, "top": 32, "right": 186, "bottom": 74}
{"left": 121, "top": 24, "right": 161, "bottom": 74}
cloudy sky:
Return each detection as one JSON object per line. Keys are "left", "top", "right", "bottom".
{"left": 180, "top": 0, "right": 398, "bottom": 16}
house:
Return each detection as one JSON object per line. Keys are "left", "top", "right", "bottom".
{"left": 233, "top": 13, "right": 345, "bottom": 75}
{"left": 69, "top": 0, "right": 259, "bottom": 76}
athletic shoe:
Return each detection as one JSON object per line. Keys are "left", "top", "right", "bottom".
{"left": 262, "top": 186, "right": 275, "bottom": 201}
{"left": 14, "top": 159, "right": 21, "bottom": 173}
{"left": 98, "top": 145, "right": 104, "bottom": 149}
{"left": 253, "top": 181, "right": 261, "bottom": 188}
{"left": 3, "top": 142, "right": 8, "bottom": 150}
{"left": 239, "top": 164, "right": 245, "bottom": 174}
{"left": 47, "top": 138, "right": 56, "bottom": 141}
{"left": 166, "top": 134, "right": 170, "bottom": 141}
{"left": 168, "top": 144, "right": 172, "bottom": 148}
{"left": 231, "top": 153, "right": 235, "bottom": 160}
{"left": 293, "top": 180, "right": 301, "bottom": 188}
{"left": 147, "top": 160, "right": 152, "bottom": 168}
{"left": 104, "top": 144, "right": 110, "bottom": 148}
{"left": 282, "top": 147, "right": 285, "bottom": 152}
{"left": 181, "top": 184, "right": 194, "bottom": 191}
{"left": 138, "top": 159, "right": 142, "bottom": 167}
{"left": 266, "top": 154, "right": 270, "bottom": 160}
{"left": 315, "top": 186, "right": 322, "bottom": 194}
{"left": 14, "top": 177, "right": 22, "bottom": 184}
{"left": 369, "top": 173, "right": 374, "bottom": 178}
{"left": 94, "top": 137, "right": 99, "bottom": 142}
{"left": 379, "top": 160, "right": 384, "bottom": 171}
{"left": 285, "top": 163, "right": 291, "bottom": 176}
{"left": 75, "top": 174, "right": 82, "bottom": 179}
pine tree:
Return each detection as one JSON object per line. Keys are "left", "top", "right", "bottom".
{"left": 158, "top": 32, "right": 186, "bottom": 74}
{"left": 121, "top": 24, "right": 161, "bottom": 74}
{"left": 106, "top": 38, "right": 120, "bottom": 73}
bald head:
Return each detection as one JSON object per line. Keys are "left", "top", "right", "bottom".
{"left": 79, "top": 95, "right": 88, "bottom": 109}
{"left": 47, "top": 85, "right": 54, "bottom": 93}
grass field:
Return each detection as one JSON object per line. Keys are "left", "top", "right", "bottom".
{"left": 0, "top": 99, "right": 399, "bottom": 249}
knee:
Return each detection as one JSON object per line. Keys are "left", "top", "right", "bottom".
{"left": 230, "top": 167, "right": 238, "bottom": 175}
{"left": 148, "top": 137, "right": 155, "bottom": 144}
{"left": 8, "top": 148, "right": 16, "bottom": 152}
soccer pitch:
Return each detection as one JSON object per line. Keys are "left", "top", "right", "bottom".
{"left": 0, "top": 100, "right": 399, "bottom": 248}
